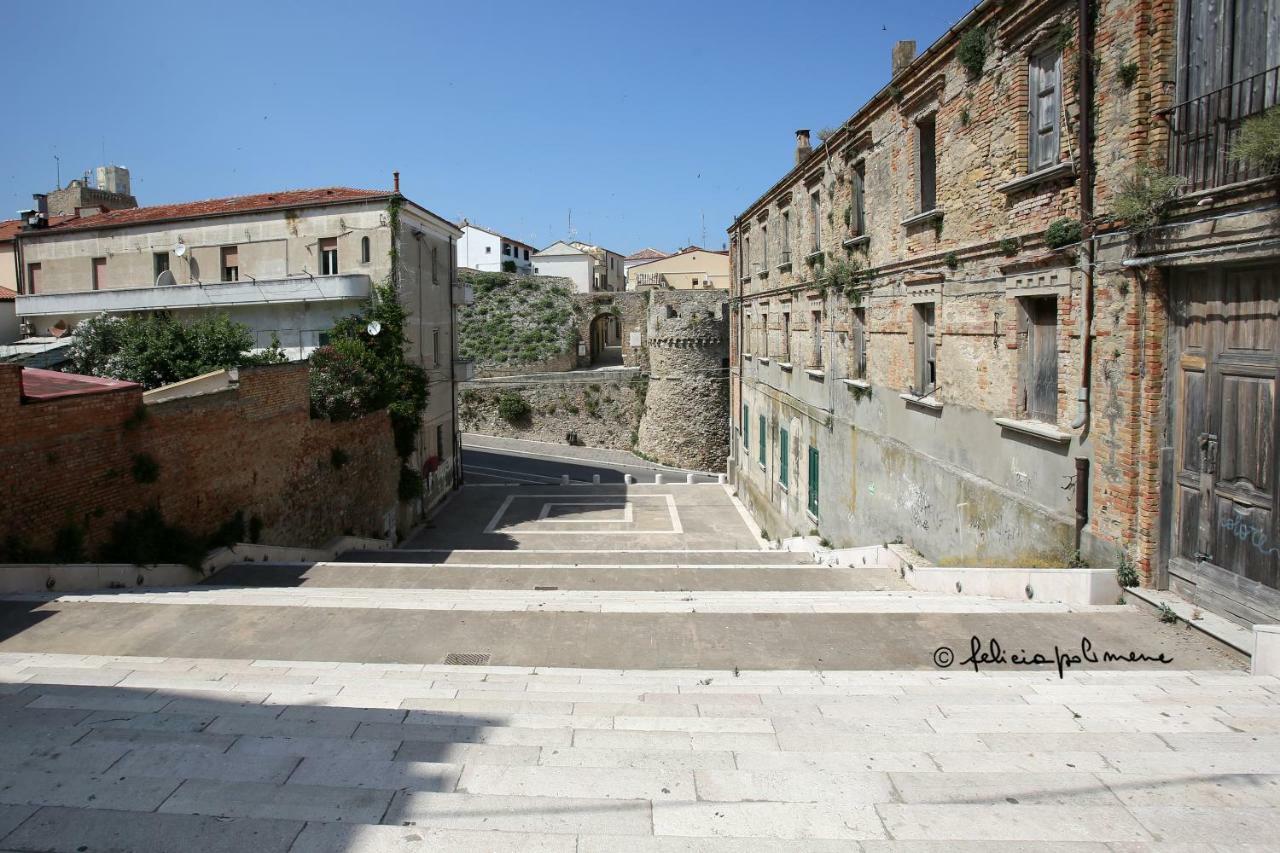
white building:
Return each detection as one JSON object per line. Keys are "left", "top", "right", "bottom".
{"left": 456, "top": 222, "right": 536, "bottom": 274}
{"left": 532, "top": 240, "right": 624, "bottom": 293}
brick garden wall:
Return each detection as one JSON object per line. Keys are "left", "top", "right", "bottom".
{"left": 0, "top": 362, "right": 399, "bottom": 560}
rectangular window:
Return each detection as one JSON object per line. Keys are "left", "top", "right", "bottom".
{"left": 779, "top": 427, "right": 790, "bottom": 487}
{"left": 851, "top": 161, "right": 866, "bottom": 235}
{"left": 745, "top": 236, "right": 751, "bottom": 276}
{"left": 807, "top": 446, "right": 820, "bottom": 518}
{"left": 742, "top": 403, "right": 750, "bottom": 448}
{"left": 1028, "top": 48, "right": 1062, "bottom": 172}
{"left": 91, "top": 257, "right": 106, "bottom": 291}
{"left": 432, "top": 247, "right": 440, "bottom": 284}
{"left": 810, "top": 309, "right": 823, "bottom": 369}
{"left": 221, "top": 246, "right": 239, "bottom": 282}
{"left": 782, "top": 310, "right": 792, "bottom": 361}
{"left": 913, "top": 303, "right": 937, "bottom": 394}
{"left": 436, "top": 424, "right": 445, "bottom": 459}
{"left": 917, "top": 115, "right": 937, "bottom": 212}
{"left": 810, "top": 191, "right": 822, "bottom": 251}
{"left": 153, "top": 252, "right": 170, "bottom": 280}
{"left": 761, "top": 224, "right": 768, "bottom": 269}
{"left": 503, "top": 243, "right": 511, "bottom": 256}
{"left": 1020, "top": 296, "right": 1059, "bottom": 422}
{"left": 433, "top": 328, "right": 441, "bottom": 367}
{"left": 781, "top": 210, "right": 791, "bottom": 264}
{"left": 850, "top": 307, "right": 867, "bottom": 380}
{"left": 758, "top": 414, "right": 766, "bottom": 466}
{"left": 26, "top": 263, "right": 40, "bottom": 294}
{"left": 761, "top": 311, "right": 769, "bottom": 357}
{"left": 319, "top": 238, "right": 338, "bottom": 275}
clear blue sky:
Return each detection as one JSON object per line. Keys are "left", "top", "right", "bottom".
{"left": 2, "top": 0, "right": 972, "bottom": 254}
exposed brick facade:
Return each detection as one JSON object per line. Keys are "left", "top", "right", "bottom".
{"left": 728, "top": 0, "right": 1280, "bottom": 625}
{"left": 0, "top": 362, "right": 399, "bottom": 559}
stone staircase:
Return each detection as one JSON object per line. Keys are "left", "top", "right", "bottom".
{"left": 0, "top": 484, "right": 1272, "bottom": 848}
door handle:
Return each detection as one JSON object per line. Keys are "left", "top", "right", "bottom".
{"left": 1198, "top": 433, "right": 1219, "bottom": 474}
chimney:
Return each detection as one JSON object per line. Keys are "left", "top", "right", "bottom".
{"left": 795, "top": 129, "right": 812, "bottom": 165}
{"left": 32, "top": 193, "right": 48, "bottom": 217}
{"left": 393, "top": 171, "right": 400, "bottom": 193}
{"left": 892, "top": 40, "right": 917, "bottom": 77}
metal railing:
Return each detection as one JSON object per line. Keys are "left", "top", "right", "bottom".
{"left": 633, "top": 272, "right": 665, "bottom": 288}
{"left": 1165, "top": 65, "right": 1280, "bottom": 193}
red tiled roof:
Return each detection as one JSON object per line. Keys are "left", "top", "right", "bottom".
{"left": 0, "top": 287, "right": 17, "bottom": 301}
{"left": 0, "top": 219, "right": 20, "bottom": 242}
{"left": 39, "top": 187, "right": 392, "bottom": 234}
{"left": 625, "top": 247, "right": 669, "bottom": 261}
{"left": 20, "top": 367, "right": 139, "bottom": 402}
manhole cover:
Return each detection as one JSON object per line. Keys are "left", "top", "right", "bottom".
{"left": 443, "top": 652, "right": 491, "bottom": 666}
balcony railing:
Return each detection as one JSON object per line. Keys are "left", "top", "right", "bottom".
{"left": 633, "top": 272, "right": 665, "bottom": 288}
{"left": 1165, "top": 65, "right": 1280, "bottom": 193}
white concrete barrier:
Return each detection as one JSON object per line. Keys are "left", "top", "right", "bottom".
{"left": 1255, "top": 625, "right": 1280, "bottom": 676}
{"left": 686, "top": 473, "right": 695, "bottom": 484}
{"left": 592, "top": 474, "right": 601, "bottom": 484}
{"left": 903, "top": 565, "right": 1123, "bottom": 606}
{"left": 560, "top": 474, "right": 570, "bottom": 486}
{"left": 624, "top": 474, "right": 635, "bottom": 485}
{"left": 717, "top": 473, "right": 727, "bottom": 484}
{"left": 654, "top": 474, "right": 665, "bottom": 485}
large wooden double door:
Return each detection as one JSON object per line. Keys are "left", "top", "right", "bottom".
{"left": 1167, "top": 265, "right": 1280, "bottom": 625}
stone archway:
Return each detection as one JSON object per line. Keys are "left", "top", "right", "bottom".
{"left": 588, "top": 313, "right": 622, "bottom": 366}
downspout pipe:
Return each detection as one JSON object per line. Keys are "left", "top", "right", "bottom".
{"left": 1070, "top": 0, "right": 1095, "bottom": 431}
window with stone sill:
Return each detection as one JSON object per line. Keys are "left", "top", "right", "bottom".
{"left": 808, "top": 309, "right": 824, "bottom": 369}
{"left": 1028, "top": 46, "right": 1062, "bottom": 175}
{"left": 916, "top": 115, "right": 938, "bottom": 214}
{"left": 848, "top": 306, "right": 867, "bottom": 380}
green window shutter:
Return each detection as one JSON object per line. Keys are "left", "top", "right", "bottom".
{"left": 807, "top": 446, "right": 820, "bottom": 517}
{"left": 758, "top": 415, "right": 766, "bottom": 465}
{"left": 779, "top": 428, "right": 789, "bottom": 486}
{"left": 743, "top": 404, "right": 749, "bottom": 448}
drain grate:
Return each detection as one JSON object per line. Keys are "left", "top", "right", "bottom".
{"left": 443, "top": 652, "right": 491, "bottom": 666}
{"left": 534, "top": 586, "right": 558, "bottom": 591}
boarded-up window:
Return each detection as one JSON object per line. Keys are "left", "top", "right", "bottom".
{"left": 782, "top": 310, "right": 792, "bottom": 361}
{"left": 319, "top": 238, "right": 338, "bottom": 275}
{"left": 221, "top": 246, "right": 239, "bottom": 282}
{"left": 1179, "top": 0, "right": 1280, "bottom": 101}
{"left": 810, "top": 309, "right": 823, "bottom": 369}
{"left": 1020, "top": 296, "right": 1059, "bottom": 422}
{"left": 914, "top": 303, "right": 937, "bottom": 394}
{"left": 761, "top": 312, "right": 769, "bottom": 357}
{"left": 91, "top": 257, "right": 106, "bottom": 291}
{"left": 1029, "top": 48, "right": 1062, "bottom": 172}
{"left": 810, "top": 191, "right": 822, "bottom": 251}
{"left": 916, "top": 116, "right": 937, "bottom": 212}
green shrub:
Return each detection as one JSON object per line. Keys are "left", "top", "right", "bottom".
{"left": 501, "top": 259, "right": 517, "bottom": 273}
{"left": 1116, "top": 552, "right": 1139, "bottom": 588}
{"left": 956, "top": 27, "right": 989, "bottom": 78}
{"left": 944, "top": 251, "right": 960, "bottom": 270}
{"left": 497, "top": 392, "right": 532, "bottom": 423}
{"left": 69, "top": 312, "right": 285, "bottom": 389}
{"left": 1112, "top": 164, "right": 1186, "bottom": 229}
{"left": 1045, "top": 218, "right": 1083, "bottom": 249}
{"left": 1117, "top": 61, "right": 1139, "bottom": 89}
{"left": 999, "top": 237, "right": 1021, "bottom": 256}
{"left": 1231, "top": 107, "right": 1280, "bottom": 173}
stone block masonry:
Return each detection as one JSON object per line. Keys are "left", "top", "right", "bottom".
{"left": 0, "top": 362, "right": 399, "bottom": 561}
{"left": 459, "top": 374, "right": 647, "bottom": 453}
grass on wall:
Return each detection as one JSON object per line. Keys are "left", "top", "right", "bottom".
{"left": 457, "top": 272, "right": 579, "bottom": 367}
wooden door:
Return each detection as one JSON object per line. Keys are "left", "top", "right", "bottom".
{"left": 1168, "top": 265, "right": 1280, "bottom": 625}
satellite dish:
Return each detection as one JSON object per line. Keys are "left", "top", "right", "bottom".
{"left": 156, "top": 270, "right": 176, "bottom": 287}
{"left": 366, "top": 320, "right": 382, "bottom": 336}
{"left": 174, "top": 242, "right": 187, "bottom": 257}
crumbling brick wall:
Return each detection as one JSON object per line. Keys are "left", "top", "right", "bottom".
{"left": 0, "top": 362, "right": 398, "bottom": 560}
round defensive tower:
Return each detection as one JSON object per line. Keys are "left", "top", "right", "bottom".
{"left": 636, "top": 291, "right": 730, "bottom": 472}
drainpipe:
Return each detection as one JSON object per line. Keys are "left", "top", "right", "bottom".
{"left": 1070, "top": 0, "right": 1094, "bottom": 432}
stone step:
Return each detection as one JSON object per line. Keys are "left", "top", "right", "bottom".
{"left": 5, "top": 587, "right": 1081, "bottom": 614}
{"left": 0, "top": 652, "right": 1275, "bottom": 849}
{"left": 338, "top": 549, "right": 820, "bottom": 566}
{"left": 204, "top": 562, "right": 906, "bottom": 592}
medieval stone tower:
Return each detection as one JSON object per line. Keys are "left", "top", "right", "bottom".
{"left": 636, "top": 290, "right": 730, "bottom": 472}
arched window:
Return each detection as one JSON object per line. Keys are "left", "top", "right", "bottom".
{"left": 361, "top": 236, "right": 371, "bottom": 264}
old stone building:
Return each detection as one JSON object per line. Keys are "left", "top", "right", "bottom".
{"left": 12, "top": 179, "right": 466, "bottom": 513}
{"left": 729, "top": 0, "right": 1280, "bottom": 626}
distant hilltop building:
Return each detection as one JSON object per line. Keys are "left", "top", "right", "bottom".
{"left": 627, "top": 246, "right": 729, "bottom": 291}
{"left": 532, "top": 240, "right": 624, "bottom": 293}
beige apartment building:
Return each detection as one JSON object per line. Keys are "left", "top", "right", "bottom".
{"left": 627, "top": 246, "right": 729, "bottom": 290}
{"left": 729, "top": 0, "right": 1280, "bottom": 627}
{"left": 12, "top": 181, "right": 467, "bottom": 510}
